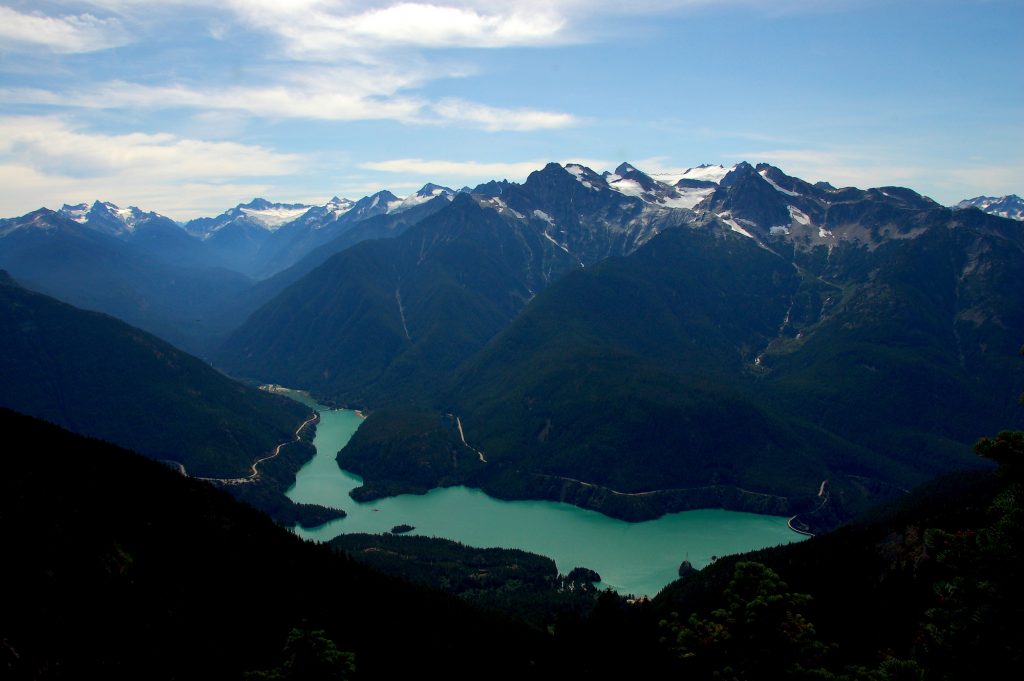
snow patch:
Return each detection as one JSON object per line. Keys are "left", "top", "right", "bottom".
{"left": 542, "top": 230, "right": 570, "bottom": 253}
{"left": 759, "top": 170, "right": 800, "bottom": 197}
{"left": 565, "top": 164, "right": 599, "bottom": 191}
{"left": 661, "top": 187, "right": 714, "bottom": 209}
{"left": 532, "top": 209, "right": 555, "bottom": 225}
{"left": 719, "top": 213, "right": 754, "bottom": 239}
{"left": 673, "top": 164, "right": 734, "bottom": 185}
{"left": 787, "top": 206, "right": 811, "bottom": 225}
{"left": 239, "top": 205, "right": 310, "bottom": 229}
{"left": 485, "top": 196, "right": 524, "bottom": 219}
{"left": 114, "top": 206, "right": 136, "bottom": 225}
{"left": 60, "top": 203, "right": 88, "bottom": 223}
{"left": 607, "top": 177, "right": 645, "bottom": 197}
{"left": 770, "top": 226, "right": 790, "bottom": 236}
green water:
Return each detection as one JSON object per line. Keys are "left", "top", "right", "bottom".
{"left": 284, "top": 390, "right": 804, "bottom": 597}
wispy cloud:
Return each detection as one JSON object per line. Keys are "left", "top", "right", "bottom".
{"left": 427, "top": 99, "right": 577, "bottom": 131}
{"left": 1, "top": 78, "right": 578, "bottom": 131}
{"left": 0, "top": 5, "right": 129, "bottom": 53}
{"left": 224, "top": 1, "right": 567, "bottom": 58}
{"left": 0, "top": 116, "right": 303, "bottom": 218}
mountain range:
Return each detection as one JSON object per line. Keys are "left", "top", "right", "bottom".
{"left": 956, "top": 194, "right": 1024, "bottom": 221}
{"left": 2, "top": 161, "right": 1022, "bottom": 529}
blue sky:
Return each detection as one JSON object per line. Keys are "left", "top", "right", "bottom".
{"left": 1, "top": 0, "right": 1021, "bottom": 220}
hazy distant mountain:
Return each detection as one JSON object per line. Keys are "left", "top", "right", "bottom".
{"left": 59, "top": 200, "right": 212, "bottom": 267}
{"left": 183, "top": 198, "right": 313, "bottom": 274}
{"left": 221, "top": 192, "right": 457, "bottom": 336}
{"left": 0, "top": 273, "right": 310, "bottom": 477}
{"left": 956, "top": 194, "right": 1024, "bottom": 221}
{"left": 0, "top": 208, "right": 252, "bottom": 356}
{"left": 250, "top": 185, "right": 453, "bottom": 278}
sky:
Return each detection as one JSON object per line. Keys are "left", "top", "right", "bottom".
{"left": 0, "top": 0, "right": 1021, "bottom": 220}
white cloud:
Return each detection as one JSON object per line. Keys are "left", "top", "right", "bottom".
{"left": 216, "top": 0, "right": 847, "bottom": 56}
{"left": 0, "top": 5, "right": 129, "bottom": 53}
{"left": 221, "top": 1, "right": 568, "bottom": 58}
{"left": 0, "top": 76, "right": 578, "bottom": 131}
{"left": 428, "top": 99, "right": 577, "bottom": 131}
{"left": 0, "top": 116, "right": 300, "bottom": 178}
{"left": 0, "top": 116, "right": 304, "bottom": 219}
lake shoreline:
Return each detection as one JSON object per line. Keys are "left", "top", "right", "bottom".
{"left": 278, "top": 387, "right": 807, "bottom": 597}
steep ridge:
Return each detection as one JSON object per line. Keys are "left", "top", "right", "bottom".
{"left": 217, "top": 164, "right": 698, "bottom": 406}
{"left": 217, "top": 193, "right": 455, "bottom": 335}
{"left": 217, "top": 193, "right": 580, "bottom": 405}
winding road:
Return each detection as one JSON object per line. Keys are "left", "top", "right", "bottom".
{"left": 190, "top": 411, "right": 320, "bottom": 485}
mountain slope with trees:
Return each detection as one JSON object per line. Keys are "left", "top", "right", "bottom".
{"left": 326, "top": 166, "right": 1024, "bottom": 525}
{"left": 0, "top": 273, "right": 310, "bottom": 478}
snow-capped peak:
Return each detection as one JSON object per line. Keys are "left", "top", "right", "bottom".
{"left": 59, "top": 203, "right": 89, "bottom": 223}
{"left": 956, "top": 194, "right": 1024, "bottom": 221}
{"left": 391, "top": 183, "right": 455, "bottom": 213}
{"left": 56, "top": 200, "right": 156, "bottom": 235}
{"left": 602, "top": 161, "right": 715, "bottom": 210}
{"left": 689, "top": 164, "right": 733, "bottom": 182}
{"left": 562, "top": 163, "right": 605, "bottom": 191}
{"left": 326, "top": 196, "right": 354, "bottom": 215}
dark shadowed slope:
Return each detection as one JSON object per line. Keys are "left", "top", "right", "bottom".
{"left": 0, "top": 409, "right": 548, "bottom": 680}
{"left": 0, "top": 273, "right": 309, "bottom": 478}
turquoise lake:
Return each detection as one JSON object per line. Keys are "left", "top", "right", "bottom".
{"left": 283, "top": 390, "right": 804, "bottom": 597}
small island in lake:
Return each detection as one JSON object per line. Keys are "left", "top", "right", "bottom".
{"left": 390, "top": 524, "right": 415, "bottom": 534}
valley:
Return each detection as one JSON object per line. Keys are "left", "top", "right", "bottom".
{"left": 4, "top": 3, "right": 1021, "bottom": 676}
{"left": 4, "top": 159, "right": 1021, "bottom": 535}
